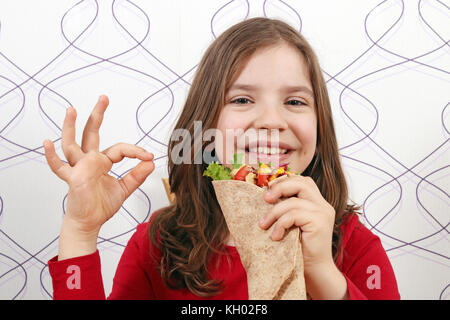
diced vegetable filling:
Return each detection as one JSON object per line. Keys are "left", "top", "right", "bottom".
{"left": 203, "top": 154, "right": 300, "bottom": 187}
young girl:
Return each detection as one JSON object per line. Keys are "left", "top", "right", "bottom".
{"left": 44, "top": 17, "right": 400, "bottom": 300}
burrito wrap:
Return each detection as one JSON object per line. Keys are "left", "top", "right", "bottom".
{"left": 212, "top": 180, "right": 306, "bottom": 300}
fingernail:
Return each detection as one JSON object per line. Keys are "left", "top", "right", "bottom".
{"left": 265, "top": 190, "right": 272, "bottom": 197}
{"left": 259, "top": 217, "right": 265, "bottom": 226}
{"left": 141, "top": 151, "right": 153, "bottom": 158}
{"left": 272, "top": 229, "right": 282, "bottom": 240}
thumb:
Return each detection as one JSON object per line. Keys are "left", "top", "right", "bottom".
{"left": 118, "top": 160, "right": 155, "bottom": 199}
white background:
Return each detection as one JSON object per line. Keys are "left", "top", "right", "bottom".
{"left": 0, "top": 0, "right": 448, "bottom": 299}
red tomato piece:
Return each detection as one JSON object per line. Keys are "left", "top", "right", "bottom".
{"left": 233, "top": 165, "right": 252, "bottom": 181}
{"left": 257, "top": 173, "right": 271, "bottom": 187}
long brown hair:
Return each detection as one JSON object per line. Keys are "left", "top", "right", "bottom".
{"left": 149, "top": 17, "right": 359, "bottom": 297}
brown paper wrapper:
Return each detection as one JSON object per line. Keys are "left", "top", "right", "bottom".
{"left": 162, "top": 178, "right": 175, "bottom": 203}
{"left": 212, "top": 180, "right": 306, "bottom": 300}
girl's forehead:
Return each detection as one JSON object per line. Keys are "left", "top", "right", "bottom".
{"left": 228, "top": 44, "right": 312, "bottom": 93}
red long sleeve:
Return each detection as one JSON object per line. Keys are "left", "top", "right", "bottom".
{"left": 48, "top": 212, "right": 400, "bottom": 300}
{"left": 48, "top": 249, "right": 106, "bottom": 300}
{"left": 338, "top": 215, "right": 401, "bottom": 300}
{"left": 48, "top": 223, "right": 155, "bottom": 300}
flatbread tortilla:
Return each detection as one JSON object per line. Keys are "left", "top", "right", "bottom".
{"left": 212, "top": 180, "right": 306, "bottom": 300}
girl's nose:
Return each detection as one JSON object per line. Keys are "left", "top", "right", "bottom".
{"left": 252, "top": 104, "right": 288, "bottom": 131}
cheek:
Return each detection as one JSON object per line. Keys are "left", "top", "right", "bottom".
{"left": 291, "top": 116, "right": 317, "bottom": 152}
{"left": 216, "top": 109, "right": 248, "bottom": 131}
{"left": 215, "top": 110, "right": 249, "bottom": 165}
{"left": 288, "top": 116, "right": 317, "bottom": 173}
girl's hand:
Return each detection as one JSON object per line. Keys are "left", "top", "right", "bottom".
{"left": 259, "top": 175, "right": 336, "bottom": 272}
{"left": 260, "top": 175, "right": 349, "bottom": 299}
{"left": 43, "top": 95, "right": 155, "bottom": 236}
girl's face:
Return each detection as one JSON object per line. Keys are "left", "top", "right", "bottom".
{"left": 215, "top": 43, "right": 317, "bottom": 173}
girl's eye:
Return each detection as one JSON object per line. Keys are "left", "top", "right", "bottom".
{"left": 286, "top": 99, "right": 307, "bottom": 106}
{"left": 229, "top": 98, "right": 307, "bottom": 106}
{"left": 230, "top": 97, "right": 252, "bottom": 104}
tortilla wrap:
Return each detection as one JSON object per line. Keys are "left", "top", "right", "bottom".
{"left": 212, "top": 180, "right": 306, "bottom": 300}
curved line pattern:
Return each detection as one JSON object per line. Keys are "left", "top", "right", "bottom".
{"left": 0, "top": 0, "right": 447, "bottom": 299}
{"left": 320, "top": 0, "right": 449, "bottom": 263}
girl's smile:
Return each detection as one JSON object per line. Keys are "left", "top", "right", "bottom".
{"left": 240, "top": 140, "right": 296, "bottom": 169}
{"left": 216, "top": 42, "right": 317, "bottom": 173}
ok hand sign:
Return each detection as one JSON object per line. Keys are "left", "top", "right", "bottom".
{"left": 43, "top": 95, "right": 155, "bottom": 236}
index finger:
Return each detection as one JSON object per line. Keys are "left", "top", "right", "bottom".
{"left": 81, "top": 95, "right": 109, "bottom": 153}
{"left": 264, "top": 175, "right": 318, "bottom": 203}
{"left": 62, "top": 107, "right": 84, "bottom": 165}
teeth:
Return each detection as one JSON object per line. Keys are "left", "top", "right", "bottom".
{"left": 248, "top": 146, "right": 287, "bottom": 154}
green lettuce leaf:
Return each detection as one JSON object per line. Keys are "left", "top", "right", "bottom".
{"left": 231, "top": 153, "right": 244, "bottom": 169}
{"left": 203, "top": 162, "right": 232, "bottom": 180}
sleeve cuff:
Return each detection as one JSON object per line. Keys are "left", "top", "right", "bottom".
{"left": 343, "top": 274, "right": 368, "bottom": 300}
{"left": 47, "top": 250, "right": 106, "bottom": 300}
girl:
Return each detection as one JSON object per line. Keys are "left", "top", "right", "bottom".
{"left": 44, "top": 17, "right": 400, "bottom": 300}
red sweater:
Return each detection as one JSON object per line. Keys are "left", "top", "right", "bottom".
{"left": 47, "top": 212, "right": 400, "bottom": 300}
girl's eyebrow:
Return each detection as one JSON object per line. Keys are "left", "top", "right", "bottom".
{"left": 228, "top": 83, "right": 314, "bottom": 98}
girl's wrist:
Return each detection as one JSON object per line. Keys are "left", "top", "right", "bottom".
{"left": 61, "top": 215, "right": 101, "bottom": 238}
{"left": 304, "top": 261, "right": 349, "bottom": 300}
{"left": 58, "top": 217, "right": 100, "bottom": 261}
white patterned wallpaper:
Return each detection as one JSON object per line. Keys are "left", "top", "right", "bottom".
{"left": 0, "top": 0, "right": 448, "bottom": 299}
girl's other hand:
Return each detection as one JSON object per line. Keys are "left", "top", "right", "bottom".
{"left": 259, "top": 176, "right": 350, "bottom": 299}
{"left": 259, "top": 175, "right": 335, "bottom": 272}
{"left": 43, "top": 95, "right": 155, "bottom": 237}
